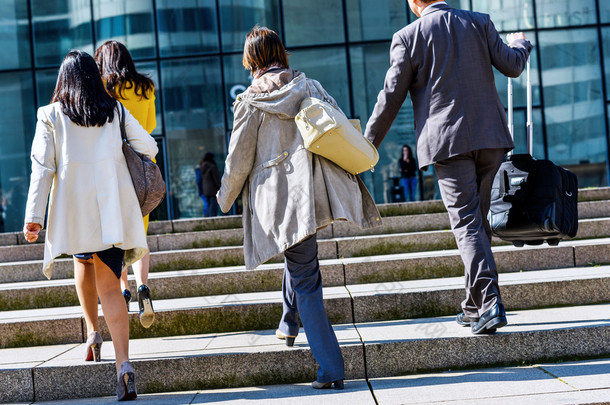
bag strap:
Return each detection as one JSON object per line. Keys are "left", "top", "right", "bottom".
{"left": 118, "top": 102, "right": 127, "bottom": 142}
{"left": 304, "top": 79, "right": 313, "bottom": 97}
{"left": 305, "top": 78, "right": 336, "bottom": 109}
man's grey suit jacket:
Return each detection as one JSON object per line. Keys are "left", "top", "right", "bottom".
{"left": 364, "top": 3, "right": 533, "bottom": 168}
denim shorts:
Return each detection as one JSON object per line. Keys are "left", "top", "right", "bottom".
{"left": 74, "top": 247, "right": 124, "bottom": 278}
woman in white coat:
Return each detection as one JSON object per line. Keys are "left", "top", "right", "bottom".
{"left": 23, "top": 50, "right": 157, "bottom": 401}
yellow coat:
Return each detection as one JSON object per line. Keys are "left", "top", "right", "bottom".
{"left": 117, "top": 84, "right": 156, "bottom": 134}
{"left": 117, "top": 84, "right": 157, "bottom": 230}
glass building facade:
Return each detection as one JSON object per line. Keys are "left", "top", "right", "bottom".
{"left": 0, "top": 0, "right": 609, "bottom": 232}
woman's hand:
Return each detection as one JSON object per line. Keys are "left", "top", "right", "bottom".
{"left": 23, "top": 223, "right": 42, "bottom": 243}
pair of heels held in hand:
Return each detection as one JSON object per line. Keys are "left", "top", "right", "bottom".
{"left": 123, "top": 284, "right": 155, "bottom": 329}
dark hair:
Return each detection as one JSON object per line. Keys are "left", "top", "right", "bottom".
{"left": 242, "top": 26, "right": 289, "bottom": 72}
{"left": 203, "top": 152, "right": 215, "bottom": 163}
{"left": 94, "top": 40, "right": 154, "bottom": 100}
{"left": 402, "top": 144, "right": 414, "bottom": 159}
{"left": 51, "top": 50, "right": 116, "bottom": 127}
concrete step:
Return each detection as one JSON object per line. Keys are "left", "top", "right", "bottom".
{"left": 21, "top": 358, "right": 610, "bottom": 405}
{"left": 340, "top": 236, "right": 610, "bottom": 285}
{"left": 335, "top": 216, "right": 610, "bottom": 258}
{"left": 2, "top": 303, "right": 609, "bottom": 402}
{"left": 3, "top": 218, "right": 610, "bottom": 285}
{"left": 348, "top": 265, "right": 610, "bottom": 323}
{"left": 2, "top": 190, "right": 609, "bottom": 254}
{"left": 2, "top": 236, "right": 610, "bottom": 310}
{"left": 4, "top": 213, "right": 610, "bottom": 265}
{"left": 369, "top": 358, "right": 610, "bottom": 405}
{"left": 27, "top": 380, "right": 375, "bottom": 405}
{"left": 0, "top": 260, "right": 344, "bottom": 311}
{"left": 360, "top": 303, "right": 610, "bottom": 378}
{"left": 1, "top": 264, "right": 609, "bottom": 349}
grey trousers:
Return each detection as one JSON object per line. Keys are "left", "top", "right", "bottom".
{"left": 434, "top": 148, "right": 505, "bottom": 318}
{"left": 278, "top": 234, "right": 345, "bottom": 383}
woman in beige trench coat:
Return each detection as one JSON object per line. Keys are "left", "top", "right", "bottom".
{"left": 217, "top": 26, "right": 381, "bottom": 390}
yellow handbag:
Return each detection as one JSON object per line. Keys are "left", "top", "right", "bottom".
{"left": 295, "top": 97, "right": 379, "bottom": 175}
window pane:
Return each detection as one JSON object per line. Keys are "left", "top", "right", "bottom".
{"left": 539, "top": 29, "right": 606, "bottom": 171}
{"left": 471, "top": 0, "right": 534, "bottom": 32}
{"left": 350, "top": 43, "right": 416, "bottom": 203}
{"left": 161, "top": 57, "right": 225, "bottom": 219}
{"left": 346, "top": 0, "right": 405, "bottom": 42}
{"left": 93, "top": 0, "right": 156, "bottom": 59}
{"left": 219, "top": 0, "right": 281, "bottom": 52}
{"left": 535, "top": 0, "right": 596, "bottom": 28}
{"left": 602, "top": 27, "right": 610, "bottom": 100}
{"left": 508, "top": 108, "right": 544, "bottom": 156}
{"left": 289, "top": 47, "right": 350, "bottom": 115}
{"left": 35, "top": 69, "right": 59, "bottom": 107}
{"left": 156, "top": 0, "right": 218, "bottom": 57}
{"left": 283, "top": 0, "right": 344, "bottom": 47}
{"left": 601, "top": 0, "right": 610, "bottom": 23}
{"left": 223, "top": 54, "right": 250, "bottom": 130}
{"left": 446, "top": 0, "right": 470, "bottom": 9}
{"left": 0, "top": 1, "right": 31, "bottom": 69}
{"left": 408, "top": 0, "right": 470, "bottom": 24}
{"left": 31, "top": 0, "right": 93, "bottom": 66}
{"left": 0, "top": 72, "right": 35, "bottom": 232}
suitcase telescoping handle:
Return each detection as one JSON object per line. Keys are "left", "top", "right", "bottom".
{"left": 507, "top": 57, "right": 532, "bottom": 157}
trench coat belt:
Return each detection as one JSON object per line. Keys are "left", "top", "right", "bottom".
{"left": 250, "top": 147, "right": 308, "bottom": 176}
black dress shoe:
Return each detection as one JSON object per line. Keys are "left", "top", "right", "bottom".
{"left": 456, "top": 312, "right": 478, "bottom": 327}
{"left": 275, "top": 329, "right": 297, "bottom": 347}
{"left": 312, "top": 379, "right": 344, "bottom": 390}
{"left": 471, "top": 303, "right": 507, "bottom": 335}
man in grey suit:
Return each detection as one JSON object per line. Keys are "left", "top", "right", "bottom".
{"left": 364, "top": 0, "right": 533, "bottom": 335}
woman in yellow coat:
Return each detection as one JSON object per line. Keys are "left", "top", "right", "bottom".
{"left": 94, "top": 41, "right": 157, "bottom": 329}
{"left": 94, "top": 40, "right": 158, "bottom": 328}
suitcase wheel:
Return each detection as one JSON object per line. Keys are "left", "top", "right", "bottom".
{"left": 547, "top": 238, "right": 560, "bottom": 246}
{"left": 513, "top": 241, "right": 524, "bottom": 248}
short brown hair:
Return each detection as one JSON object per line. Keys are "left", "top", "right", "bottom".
{"left": 242, "top": 26, "right": 289, "bottom": 72}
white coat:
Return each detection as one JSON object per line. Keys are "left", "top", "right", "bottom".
{"left": 24, "top": 102, "right": 158, "bottom": 279}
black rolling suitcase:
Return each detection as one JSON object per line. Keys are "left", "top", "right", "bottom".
{"left": 488, "top": 58, "right": 578, "bottom": 247}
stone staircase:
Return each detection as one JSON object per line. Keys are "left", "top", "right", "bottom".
{"left": 1, "top": 188, "right": 610, "bottom": 402}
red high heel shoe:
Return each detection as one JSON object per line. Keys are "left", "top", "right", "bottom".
{"left": 84, "top": 331, "right": 103, "bottom": 362}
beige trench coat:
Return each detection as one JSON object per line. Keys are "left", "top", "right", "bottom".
{"left": 24, "top": 102, "right": 158, "bottom": 278}
{"left": 218, "top": 71, "right": 381, "bottom": 269}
